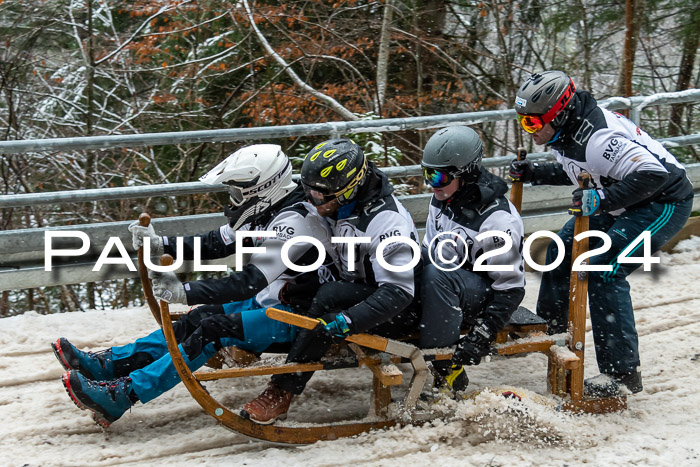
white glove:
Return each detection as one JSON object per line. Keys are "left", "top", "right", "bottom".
{"left": 128, "top": 220, "right": 164, "bottom": 255}
{"left": 149, "top": 269, "right": 187, "bottom": 304}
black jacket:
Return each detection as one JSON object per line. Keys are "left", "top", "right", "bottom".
{"left": 532, "top": 91, "right": 693, "bottom": 213}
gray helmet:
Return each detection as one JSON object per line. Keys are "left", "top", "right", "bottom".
{"left": 422, "top": 126, "right": 483, "bottom": 182}
{"left": 515, "top": 71, "right": 576, "bottom": 127}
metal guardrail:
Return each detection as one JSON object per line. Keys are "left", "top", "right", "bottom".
{"left": 1, "top": 134, "right": 699, "bottom": 209}
{"left": 0, "top": 89, "right": 698, "bottom": 155}
{"left": 2, "top": 163, "right": 699, "bottom": 291}
{"left": 1, "top": 90, "right": 698, "bottom": 209}
{"left": 1, "top": 90, "right": 698, "bottom": 291}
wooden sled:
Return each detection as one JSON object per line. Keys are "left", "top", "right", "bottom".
{"left": 146, "top": 168, "right": 624, "bottom": 444}
{"left": 156, "top": 248, "right": 583, "bottom": 444}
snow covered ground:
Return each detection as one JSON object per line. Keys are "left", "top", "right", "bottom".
{"left": 1, "top": 237, "right": 699, "bottom": 467}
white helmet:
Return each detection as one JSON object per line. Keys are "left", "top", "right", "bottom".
{"left": 200, "top": 144, "right": 296, "bottom": 228}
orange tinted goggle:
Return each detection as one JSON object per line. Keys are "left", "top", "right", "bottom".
{"left": 517, "top": 78, "right": 576, "bottom": 134}
{"left": 517, "top": 114, "right": 545, "bottom": 134}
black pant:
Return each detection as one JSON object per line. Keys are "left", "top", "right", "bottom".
{"left": 418, "top": 264, "right": 492, "bottom": 349}
{"left": 417, "top": 264, "right": 492, "bottom": 372}
{"left": 271, "top": 281, "right": 420, "bottom": 394}
{"left": 113, "top": 304, "right": 244, "bottom": 376}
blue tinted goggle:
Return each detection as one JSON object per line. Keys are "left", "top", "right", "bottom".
{"left": 422, "top": 167, "right": 454, "bottom": 188}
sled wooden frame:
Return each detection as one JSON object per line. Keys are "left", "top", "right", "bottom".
{"left": 151, "top": 170, "right": 624, "bottom": 444}
{"left": 156, "top": 287, "right": 619, "bottom": 444}
{"left": 159, "top": 290, "right": 570, "bottom": 443}
{"left": 544, "top": 173, "right": 627, "bottom": 413}
{"left": 161, "top": 302, "right": 597, "bottom": 444}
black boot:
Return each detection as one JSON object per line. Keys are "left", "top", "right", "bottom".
{"left": 584, "top": 370, "right": 643, "bottom": 398}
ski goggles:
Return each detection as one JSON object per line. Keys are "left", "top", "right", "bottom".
{"left": 516, "top": 78, "right": 576, "bottom": 134}
{"left": 516, "top": 114, "right": 547, "bottom": 134}
{"left": 303, "top": 185, "right": 338, "bottom": 206}
{"left": 227, "top": 185, "right": 246, "bottom": 205}
{"left": 422, "top": 166, "right": 455, "bottom": 188}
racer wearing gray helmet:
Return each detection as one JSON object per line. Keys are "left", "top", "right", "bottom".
{"left": 420, "top": 126, "right": 525, "bottom": 395}
{"left": 510, "top": 71, "right": 694, "bottom": 397}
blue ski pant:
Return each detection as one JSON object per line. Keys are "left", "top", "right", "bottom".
{"left": 537, "top": 199, "right": 692, "bottom": 375}
{"left": 110, "top": 298, "right": 297, "bottom": 403}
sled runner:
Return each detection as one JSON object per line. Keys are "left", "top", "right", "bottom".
{"left": 154, "top": 252, "right": 586, "bottom": 444}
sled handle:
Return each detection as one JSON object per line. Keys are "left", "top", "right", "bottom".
{"left": 265, "top": 308, "right": 390, "bottom": 352}
{"left": 137, "top": 212, "right": 162, "bottom": 325}
{"left": 567, "top": 173, "right": 592, "bottom": 216}
{"left": 567, "top": 172, "right": 592, "bottom": 401}
{"left": 509, "top": 147, "right": 527, "bottom": 213}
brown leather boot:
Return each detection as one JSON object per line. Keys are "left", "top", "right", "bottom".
{"left": 241, "top": 382, "right": 293, "bottom": 424}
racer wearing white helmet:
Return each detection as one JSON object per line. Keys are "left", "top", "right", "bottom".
{"left": 200, "top": 144, "right": 297, "bottom": 230}
{"left": 142, "top": 143, "right": 337, "bottom": 307}
{"left": 57, "top": 144, "right": 341, "bottom": 427}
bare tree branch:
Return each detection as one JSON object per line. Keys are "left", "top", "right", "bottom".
{"left": 241, "top": 0, "right": 358, "bottom": 121}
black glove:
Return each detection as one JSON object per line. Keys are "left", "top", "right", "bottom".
{"left": 508, "top": 159, "right": 534, "bottom": 183}
{"left": 451, "top": 321, "right": 497, "bottom": 366}
{"left": 279, "top": 272, "right": 323, "bottom": 310}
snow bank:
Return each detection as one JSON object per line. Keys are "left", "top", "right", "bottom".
{"left": 1, "top": 238, "right": 699, "bottom": 466}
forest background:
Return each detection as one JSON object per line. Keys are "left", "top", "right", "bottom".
{"left": 1, "top": 0, "right": 698, "bottom": 314}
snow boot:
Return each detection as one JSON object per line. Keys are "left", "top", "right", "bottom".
{"left": 584, "top": 370, "right": 643, "bottom": 398}
{"left": 62, "top": 370, "right": 137, "bottom": 427}
{"left": 240, "top": 382, "right": 293, "bottom": 425}
{"left": 52, "top": 338, "right": 114, "bottom": 381}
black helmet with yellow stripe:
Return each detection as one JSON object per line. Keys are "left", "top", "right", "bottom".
{"left": 301, "top": 138, "right": 368, "bottom": 206}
